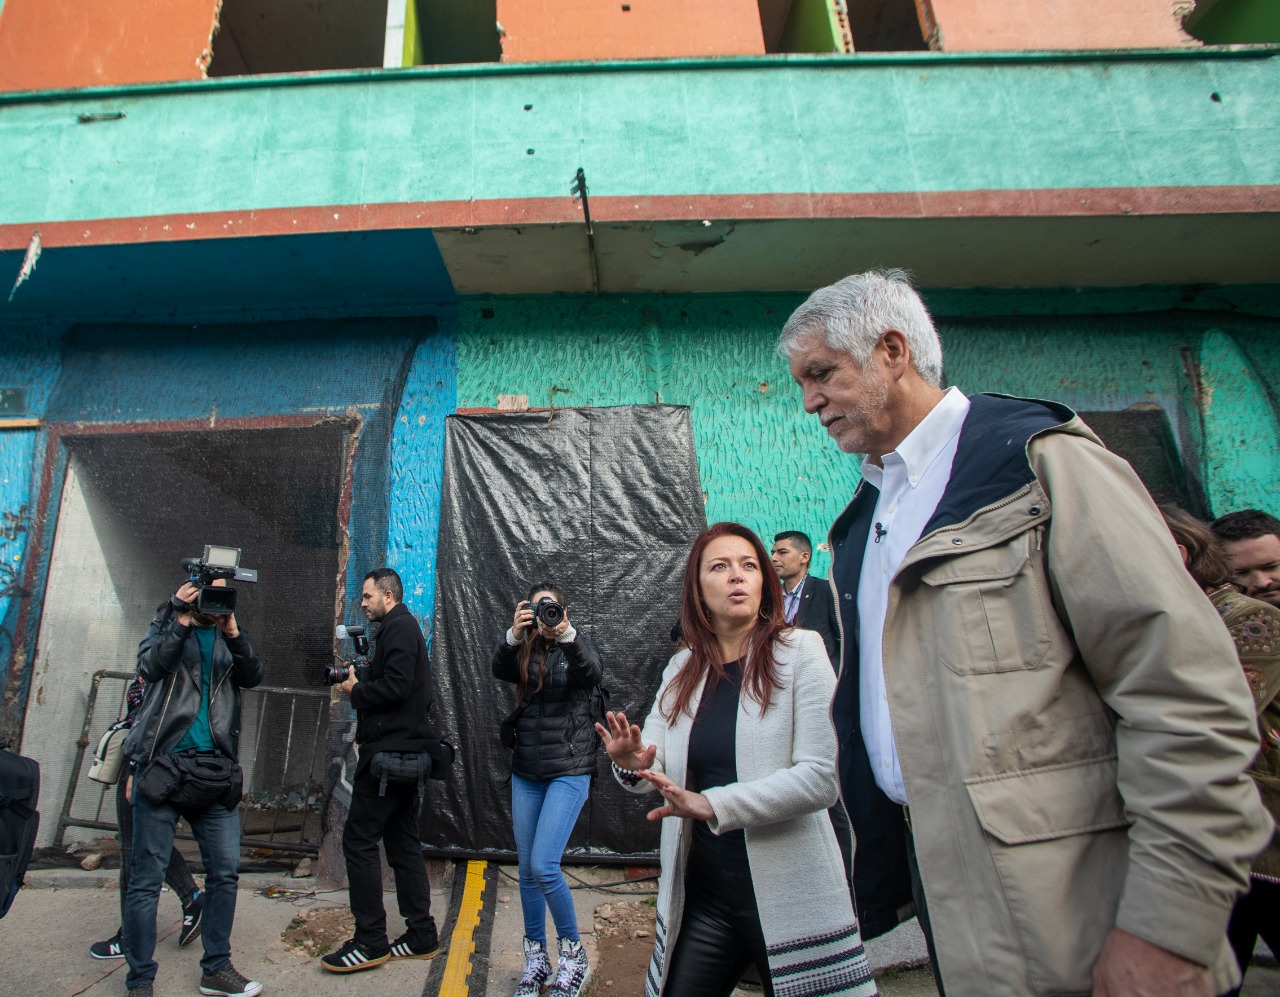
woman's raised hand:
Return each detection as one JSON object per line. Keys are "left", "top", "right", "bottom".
{"left": 511, "top": 601, "right": 534, "bottom": 640}
{"left": 595, "top": 710, "right": 657, "bottom": 772}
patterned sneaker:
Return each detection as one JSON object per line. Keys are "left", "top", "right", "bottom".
{"left": 179, "top": 890, "right": 204, "bottom": 947}
{"left": 545, "top": 937, "right": 589, "bottom": 997}
{"left": 514, "top": 936, "right": 552, "bottom": 996}
{"left": 319, "top": 938, "right": 390, "bottom": 974}
{"left": 389, "top": 929, "right": 440, "bottom": 961}
{"left": 198, "top": 963, "right": 263, "bottom": 996}
{"left": 89, "top": 927, "right": 124, "bottom": 959}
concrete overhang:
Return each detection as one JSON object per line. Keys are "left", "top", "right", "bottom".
{"left": 1, "top": 50, "right": 1277, "bottom": 319}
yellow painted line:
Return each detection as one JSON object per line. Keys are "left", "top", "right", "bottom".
{"left": 438, "top": 859, "right": 489, "bottom": 997}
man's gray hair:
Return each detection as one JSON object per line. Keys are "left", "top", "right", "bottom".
{"left": 777, "top": 270, "right": 943, "bottom": 386}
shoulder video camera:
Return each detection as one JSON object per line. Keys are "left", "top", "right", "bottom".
{"left": 179, "top": 545, "right": 258, "bottom": 616}
{"left": 325, "top": 624, "right": 371, "bottom": 685}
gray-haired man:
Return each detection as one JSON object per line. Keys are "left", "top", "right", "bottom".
{"left": 779, "top": 269, "right": 1270, "bottom": 996}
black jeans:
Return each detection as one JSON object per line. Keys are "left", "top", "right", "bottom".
{"left": 664, "top": 862, "right": 773, "bottom": 997}
{"left": 905, "top": 821, "right": 946, "bottom": 997}
{"left": 116, "top": 775, "right": 199, "bottom": 926}
{"left": 343, "top": 767, "right": 435, "bottom": 951}
{"left": 1224, "top": 877, "right": 1280, "bottom": 997}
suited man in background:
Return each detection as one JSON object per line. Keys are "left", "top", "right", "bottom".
{"left": 771, "top": 531, "right": 840, "bottom": 665}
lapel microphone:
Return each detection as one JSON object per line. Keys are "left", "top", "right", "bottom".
{"left": 874, "top": 522, "right": 888, "bottom": 544}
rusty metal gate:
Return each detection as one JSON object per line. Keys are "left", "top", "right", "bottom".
{"left": 57, "top": 669, "right": 332, "bottom": 854}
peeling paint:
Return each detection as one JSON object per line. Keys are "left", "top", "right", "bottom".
{"left": 7, "top": 230, "right": 40, "bottom": 302}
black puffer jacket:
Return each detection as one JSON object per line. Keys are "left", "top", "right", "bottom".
{"left": 492, "top": 629, "right": 603, "bottom": 781}
{"left": 123, "top": 605, "right": 264, "bottom": 766}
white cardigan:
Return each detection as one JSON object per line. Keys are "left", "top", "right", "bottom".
{"left": 618, "top": 628, "right": 877, "bottom": 997}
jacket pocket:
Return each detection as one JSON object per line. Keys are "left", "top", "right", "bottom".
{"left": 920, "top": 532, "right": 1054, "bottom": 676}
{"left": 964, "top": 757, "right": 1130, "bottom": 994}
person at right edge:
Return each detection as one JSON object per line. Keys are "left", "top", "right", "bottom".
{"left": 322, "top": 568, "right": 440, "bottom": 974}
{"left": 493, "top": 583, "right": 602, "bottom": 997}
{"left": 779, "top": 269, "right": 1272, "bottom": 996}
{"left": 1162, "top": 506, "right": 1280, "bottom": 996}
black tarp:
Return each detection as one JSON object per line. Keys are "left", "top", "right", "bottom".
{"left": 424, "top": 405, "right": 706, "bottom": 858}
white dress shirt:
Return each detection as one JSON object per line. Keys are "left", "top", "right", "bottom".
{"left": 782, "top": 573, "right": 806, "bottom": 624}
{"left": 857, "top": 387, "right": 969, "bottom": 804}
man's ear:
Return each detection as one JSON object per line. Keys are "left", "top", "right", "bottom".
{"left": 879, "top": 329, "right": 912, "bottom": 380}
{"left": 800, "top": 550, "right": 811, "bottom": 567}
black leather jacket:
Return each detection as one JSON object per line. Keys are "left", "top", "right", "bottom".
{"left": 492, "top": 629, "right": 603, "bottom": 781}
{"left": 122, "top": 605, "right": 264, "bottom": 766}
{"left": 350, "top": 602, "right": 437, "bottom": 775}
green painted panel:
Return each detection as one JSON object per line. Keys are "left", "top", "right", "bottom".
{"left": 456, "top": 295, "right": 1280, "bottom": 571}
{"left": 403, "top": 0, "right": 426, "bottom": 67}
{"left": 1198, "top": 329, "right": 1280, "bottom": 514}
{"left": 2, "top": 51, "right": 1278, "bottom": 226}
{"left": 1192, "top": 0, "right": 1280, "bottom": 44}
{"left": 780, "top": 0, "right": 841, "bottom": 54}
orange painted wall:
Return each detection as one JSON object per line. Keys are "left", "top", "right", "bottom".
{"left": 496, "top": 0, "right": 766, "bottom": 62}
{"left": 0, "top": 0, "right": 220, "bottom": 92}
{"left": 927, "top": 0, "right": 1195, "bottom": 51}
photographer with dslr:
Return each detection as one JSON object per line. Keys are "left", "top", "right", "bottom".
{"left": 323, "top": 567, "right": 441, "bottom": 974}
{"left": 121, "top": 572, "right": 263, "bottom": 997}
{"left": 493, "top": 584, "right": 603, "bottom": 997}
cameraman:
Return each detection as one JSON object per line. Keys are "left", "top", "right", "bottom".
{"left": 323, "top": 567, "right": 440, "bottom": 974}
{"left": 121, "top": 577, "right": 264, "bottom": 997}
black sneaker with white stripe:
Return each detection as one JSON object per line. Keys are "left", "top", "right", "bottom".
{"left": 179, "top": 890, "right": 204, "bottom": 947}
{"left": 389, "top": 930, "right": 440, "bottom": 961}
{"left": 89, "top": 928, "right": 124, "bottom": 959}
{"left": 320, "top": 938, "right": 390, "bottom": 974}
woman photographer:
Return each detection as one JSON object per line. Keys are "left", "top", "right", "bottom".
{"left": 598, "top": 522, "right": 876, "bottom": 997}
{"left": 492, "top": 584, "right": 603, "bottom": 997}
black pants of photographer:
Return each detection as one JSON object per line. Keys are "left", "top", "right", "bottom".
{"left": 343, "top": 768, "right": 436, "bottom": 953}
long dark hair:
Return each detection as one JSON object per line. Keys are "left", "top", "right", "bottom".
{"left": 1161, "top": 505, "right": 1237, "bottom": 592}
{"left": 662, "top": 522, "right": 787, "bottom": 720}
{"left": 516, "top": 581, "right": 563, "bottom": 704}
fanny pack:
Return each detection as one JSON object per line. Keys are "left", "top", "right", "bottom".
{"left": 369, "top": 750, "right": 431, "bottom": 797}
{"left": 87, "top": 721, "right": 131, "bottom": 786}
{"left": 137, "top": 750, "right": 243, "bottom": 816}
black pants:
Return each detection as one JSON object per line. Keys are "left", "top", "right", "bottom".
{"left": 343, "top": 768, "right": 435, "bottom": 951}
{"left": 905, "top": 821, "right": 946, "bottom": 997}
{"left": 116, "top": 775, "right": 198, "bottom": 927}
{"left": 1224, "top": 877, "right": 1280, "bottom": 997}
{"left": 664, "top": 864, "right": 773, "bottom": 997}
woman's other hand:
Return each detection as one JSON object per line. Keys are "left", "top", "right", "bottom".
{"left": 512, "top": 601, "right": 535, "bottom": 640}
{"left": 596, "top": 710, "right": 657, "bottom": 772}
{"left": 637, "top": 769, "right": 714, "bottom": 822}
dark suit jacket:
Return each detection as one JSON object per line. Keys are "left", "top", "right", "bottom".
{"left": 791, "top": 574, "right": 840, "bottom": 667}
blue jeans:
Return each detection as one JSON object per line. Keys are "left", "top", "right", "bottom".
{"left": 124, "top": 792, "right": 240, "bottom": 989}
{"left": 511, "top": 773, "right": 590, "bottom": 943}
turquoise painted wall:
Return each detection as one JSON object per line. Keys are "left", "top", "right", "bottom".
{"left": 457, "top": 295, "right": 1280, "bottom": 579}
{"left": 1, "top": 50, "right": 1277, "bottom": 227}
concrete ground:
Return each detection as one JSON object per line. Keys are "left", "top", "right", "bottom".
{"left": 6, "top": 864, "right": 1279, "bottom": 996}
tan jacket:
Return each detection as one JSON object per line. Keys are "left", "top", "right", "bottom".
{"left": 829, "top": 395, "right": 1271, "bottom": 996}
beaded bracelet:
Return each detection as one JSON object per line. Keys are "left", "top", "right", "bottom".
{"left": 611, "top": 761, "right": 643, "bottom": 787}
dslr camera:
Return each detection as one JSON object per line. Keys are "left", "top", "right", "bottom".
{"left": 527, "top": 596, "right": 565, "bottom": 630}
{"left": 179, "top": 545, "right": 258, "bottom": 616}
{"left": 325, "top": 624, "right": 371, "bottom": 685}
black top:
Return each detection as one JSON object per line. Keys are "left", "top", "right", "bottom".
{"left": 492, "top": 630, "right": 603, "bottom": 781}
{"left": 687, "top": 659, "right": 750, "bottom": 883}
{"left": 350, "top": 603, "right": 438, "bottom": 775}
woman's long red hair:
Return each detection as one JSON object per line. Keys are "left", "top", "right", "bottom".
{"left": 661, "top": 522, "right": 788, "bottom": 720}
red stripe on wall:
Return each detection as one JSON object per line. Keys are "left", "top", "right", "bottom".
{"left": 1, "top": 186, "right": 1278, "bottom": 251}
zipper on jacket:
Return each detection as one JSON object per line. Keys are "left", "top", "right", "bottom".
{"left": 147, "top": 671, "right": 179, "bottom": 764}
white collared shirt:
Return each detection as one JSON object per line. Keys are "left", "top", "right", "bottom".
{"left": 857, "top": 387, "right": 969, "bottom": 804}
{"left": 782, "top": 573, "right": 807, "bottom": 624}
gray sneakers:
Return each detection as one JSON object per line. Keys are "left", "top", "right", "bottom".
{"left": 545, "top": 937, "right": 589, "bottom": 997}
{"left": 198, "top": 964, "right": 263, "bottom": 996}
{"left": 514, "top": 936, "right": 552, "bottom": 997}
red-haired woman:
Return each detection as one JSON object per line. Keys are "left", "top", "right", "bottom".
{"left": 597, "top": 522, "right": 877, "bottom": 997}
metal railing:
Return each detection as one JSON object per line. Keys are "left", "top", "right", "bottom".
{"left": 57, "top": 670, "right": 333, "bottom": 855}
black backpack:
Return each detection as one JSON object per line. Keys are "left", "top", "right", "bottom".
{"left": 0, "top": 743, "right": 40, "bottom": 919}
